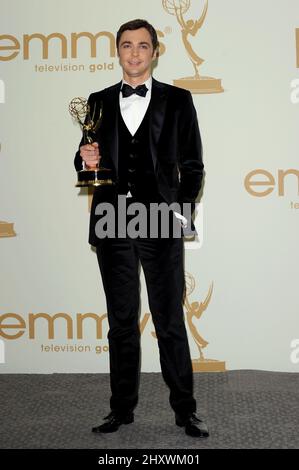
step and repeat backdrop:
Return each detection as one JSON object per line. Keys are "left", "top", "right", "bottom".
{"left": 0, "top": 0, "right": 298, "bottom": 373}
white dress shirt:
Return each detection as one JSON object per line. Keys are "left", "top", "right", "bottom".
{"left": 119, "top": 76, "right": 152, "bottom": 136}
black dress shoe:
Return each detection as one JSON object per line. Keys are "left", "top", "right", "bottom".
{"left": 92, "top": 411, "right": 134, "bottom": 434}
{"left": 175, "top": 413, "right": 209, "bottom": 438}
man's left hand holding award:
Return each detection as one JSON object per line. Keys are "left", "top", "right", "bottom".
{"left": 69, "top": 97, "right": 114, "bottom": 187}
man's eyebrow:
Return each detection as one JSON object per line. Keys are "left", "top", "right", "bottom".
{"left": 120, "top": 40, "right": 151, "bottom": 46}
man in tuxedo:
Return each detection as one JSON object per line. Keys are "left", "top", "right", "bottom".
{"left": 74, "top": 19, "right": 208, "bottom": 438}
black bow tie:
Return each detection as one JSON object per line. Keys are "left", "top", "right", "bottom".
{"left": 121, "top": 83, "right": 148, "bottom": 98}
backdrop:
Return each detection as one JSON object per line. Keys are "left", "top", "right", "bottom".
{"left": 1, "top": 0, "right": 299, "bottom": 373}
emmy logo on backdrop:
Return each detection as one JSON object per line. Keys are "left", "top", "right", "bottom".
{"left": 0, "top": 220, "right": 16, "bottom": 238}
{"left": 162, "top": 0, "right": 223, "bottom": 93}
{"left": 69, "top": 97, "right": 114, "bottom": 188}
{"left": 184, "top": 272, "right": 226, "bottom": 371}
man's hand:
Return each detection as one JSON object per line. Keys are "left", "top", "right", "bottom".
{"left": 80, "top": 142, "right": 100, "bottom": 169}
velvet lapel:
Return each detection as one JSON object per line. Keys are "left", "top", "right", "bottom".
{"left": 149, "top": 78, "right": 168, "bottom": 172}
{"left": 104, "top": 78, "right": 168, "bottom": 175}
{"left": 103, "top": 81, "right": 122, "bottom": 176}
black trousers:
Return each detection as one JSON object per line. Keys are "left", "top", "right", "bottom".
{"left": 95, "top": 216, "right": 196, "bottom": 417}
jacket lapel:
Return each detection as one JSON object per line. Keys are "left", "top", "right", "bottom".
{"left": 149, "top": 78, "right": 168, "bottom": 171}
{"left": 103, "top": 81, "right": 121, "bottom": 176}
{"left": 103, "top": 78, "right": 168, "bottom": 175}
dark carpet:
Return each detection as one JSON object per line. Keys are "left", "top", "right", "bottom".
{"left": 0, "top": 371, "right": 298, "bottom": 449}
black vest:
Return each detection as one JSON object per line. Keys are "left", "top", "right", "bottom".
{"left": 117, "top": 105, "right": 162, "bottom": 202}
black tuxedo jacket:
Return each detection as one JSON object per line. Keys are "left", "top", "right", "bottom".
{"left": 74, "top": 78, "right": 204, "bottom": 245}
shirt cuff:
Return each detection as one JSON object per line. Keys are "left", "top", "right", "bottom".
{"left": 173, "top": 211, "right": 188, "bottom": 228}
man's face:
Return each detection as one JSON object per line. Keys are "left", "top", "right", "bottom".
{"left": 118, "top": 27, "right": 157, "bottom": 82}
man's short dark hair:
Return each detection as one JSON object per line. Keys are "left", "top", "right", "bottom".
{"left": 116, "top": 19, "right": 159, "bottom": 52}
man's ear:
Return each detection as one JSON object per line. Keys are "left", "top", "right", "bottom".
{"left": 153, "top": 48, "right": 159, "bottom": 59}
